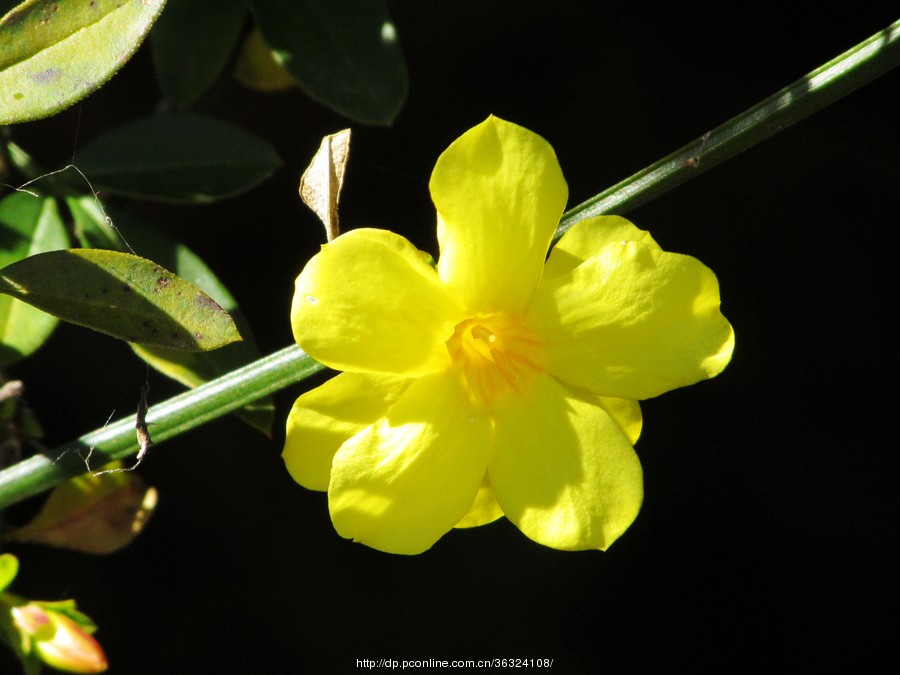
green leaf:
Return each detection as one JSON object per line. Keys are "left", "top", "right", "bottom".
{"left": 0, "top": 248, "right": 242, "bottom": 350}
{"left": 65, "top": 195, "right": 126, "bottom": 250}
{"left": 0, "top": 552, "right": 18, "bottom": 591}
{"left": 106, "top": 205, "right": 274, "bottom": 434}
{"left": 33, "top": 600, "right": 97, "bottom": 630}
{"left": 151, "top": 0, "right": 248, "bottom": 110}
{"left": 74, "top": 114, "right": 282, "bottom": 203}
{"left": 11, "top": 195, "right": 273, "bottom": 431}
{"left": 251, "top": 0, "right": 408, "bottom": 125}
{"left": 0, "top": 0, "right": 167, "bottom": 125}
{"left": 5, "top": 139, "right": 49, "bottom": 182}
{"left": 0, "top": 192, "right": 68, "bottom": 367}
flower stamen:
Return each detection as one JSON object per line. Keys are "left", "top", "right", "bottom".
{"left": 446, "top": 313, "right": 544, "bottom": 405}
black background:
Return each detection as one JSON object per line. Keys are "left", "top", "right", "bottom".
{"left": 5, "top": 3, "right": 900, "bottom": 672}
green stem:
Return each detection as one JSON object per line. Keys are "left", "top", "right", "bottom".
{"left": 555, "top": 17, "right": 900, "bottom": 240}
{"left": 0, "top": 346, "right": 324, "bottom": 509}
{"left": 1, "top": 19, "right": 899, "bottom": 509}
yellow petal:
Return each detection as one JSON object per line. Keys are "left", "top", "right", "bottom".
{"left": 432, "top": 116, "right": 568, "bottom": 314}
{"left": 283, "top": 372, "right": 414, "bottom": 491}
{"left": 328, "top": 371, "right": 492, "bottom": 554}
{"left": 543, "top": 215, "right": 659, "bottom": 280}
{"left": 529, "top": 240, "right": 735, "bottom": 400}
{"left": 292, "top": 228, "right": 461, "bottom": 376}
{"left": 489, "top": 375, "right": 643, "bottom": 551}
{"left": 454, "top": 475, "right": 504, "bottom": 528}
{"left": 594, "top": 395, "right": 643, "bottom": 445}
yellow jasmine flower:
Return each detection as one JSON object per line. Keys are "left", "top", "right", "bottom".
{"left": 284, "top": 116, "right": 734, "bottom": 554}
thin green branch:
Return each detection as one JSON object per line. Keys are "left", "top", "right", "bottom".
{"left": 0, "top": 346, "right": 324, "bottom": 509}
{"left": 1, "top": 18, "right": 899, "bottom": 509}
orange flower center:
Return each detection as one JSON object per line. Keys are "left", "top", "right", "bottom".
{"left": 446, "top": 313, "right": 544, "bottom": 406}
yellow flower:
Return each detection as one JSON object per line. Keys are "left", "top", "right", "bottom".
{"left": 284, "top": 116, "right": 734, "bottom": 554}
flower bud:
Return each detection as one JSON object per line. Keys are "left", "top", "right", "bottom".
{"left": 10, "top": 600, "right": 108, "bottom": 673}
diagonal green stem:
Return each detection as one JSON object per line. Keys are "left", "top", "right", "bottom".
{"left": 0, "top": 346, "right": 324, "bottom": 508}
{"left": 1, "top": 18, "right": 899, "bottom": 510}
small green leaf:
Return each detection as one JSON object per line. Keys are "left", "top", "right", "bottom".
{"left": 5, "top": 139, "right": 50, "bottom": 182}
{"left": 251, "top": 0, "right": 408, "bottom": 125}
{"left": 151, "top": 0, "right": 248, "bottom": 109}
{"left": 65, "top": 195, "right": 126, "bottom": 250}
{"left": 0, "top": 552, "right": 18, "bottom": 591}
{"left": 33, "top": 600, "right": 96, "bottom": 630}
{"left": 108, "top": 207, "right": 275, "bottom": 434}
{"left": 0, "top": 0, "right": 167, "bottom": 125}
{"left": 0, "top": 192, "right": 68, "bottom": 367}
{"left": 0, "top": 248, "right": 242, "bottom": 350}
{"left": 74, "top": 114, "right": 282, "bottom": 203}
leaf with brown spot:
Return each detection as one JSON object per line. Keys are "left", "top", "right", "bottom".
{"left": 0, "top": 248, "right": 242, "bottom": 350}
{"left": 0, "top": 0, "right": 167, "bottom": 124}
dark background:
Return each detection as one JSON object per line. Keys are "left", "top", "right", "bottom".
{"left": 5, "top": 3, "right": 899, "bottom": 671}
